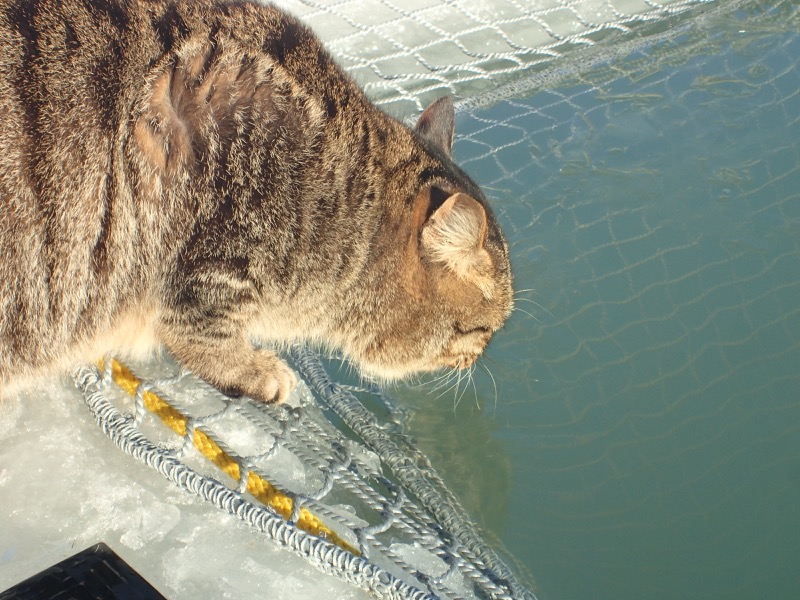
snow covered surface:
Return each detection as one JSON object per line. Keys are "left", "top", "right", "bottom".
{"left": 0, "top": 376, "right": 368, "bottom": 599}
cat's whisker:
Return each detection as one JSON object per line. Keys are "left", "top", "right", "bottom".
{"left": 445, "top": 368, "right": 461, "bottom": 408}
{"left": 468, "top": 365, "right": 480, "bottom": 410}
{"left": 431, "top": 378, "right": 458, "bottom": 397}
{"left": 430, "top": 366, "right": 457, "bottom": 394}
{"left": 513, "top": 296, "right": 553, "bottom": 319}
{"left": 419, "top": 368, "right": 455, "bottom": 391}
{"left": 435, "top": 371, "right": 461, "bottom": 401}
{"left": 515, "top": 287, "right": 549, "bottom": 300}
{"left": 452, "top": 368, "right": 467, "bottom": 411}
{"left": 433, "top": 366, "right": 461, "bottom": 390}
{"left": 479, "top": 362, "right": 499, "bottom": 416}
{"left": 450, "top": 368, "right": 461, "bottom": 400}
{"left": 456, "top": 368, "right": 474, "bottom": 406}
{"left": 513, "top": 306, "right": 541, "bottom": 324}
{"left": 455, "top": 366, "right": 475, "bottom": 411}
{"left": 513, "top": 287, "right": 540, "bottom": 296}
{"left": 428, "top": 372, "right": 456, "bottom": 396}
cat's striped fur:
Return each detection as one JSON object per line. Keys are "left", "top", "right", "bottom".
{"left": 0, "top": 0, "right": 513, "bottom": 402}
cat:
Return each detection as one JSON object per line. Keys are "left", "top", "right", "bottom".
{"left": 0, "top": 0, "right": 513, "bottom": 403}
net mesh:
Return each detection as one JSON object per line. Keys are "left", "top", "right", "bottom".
{"left": 72, "top": 0, "right": 797, "bottom": 598}
{"left": 75, "top": 353, "right": 535, "bottom": 599}
{"left": 272, "top": 0, "right": 720, "bottom": 114}
{"left": 447, "top": 1, "right": 800, "bottom": 594}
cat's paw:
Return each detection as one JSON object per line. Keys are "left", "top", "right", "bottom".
{"left": 244, "top": 351, "right": 298, "bottom": 404}
{"left": 218, "top": 350, "right": 297, "bottom": 404}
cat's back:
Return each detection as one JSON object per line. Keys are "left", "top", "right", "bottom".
{"left": 0, "top": 0, "right": 185, "bottom": 378}
{"left": 0, "top": 0, "right": 165, "bottom": 244}
{"left": 0, "top": 0, "right": 345, "bottom": 245}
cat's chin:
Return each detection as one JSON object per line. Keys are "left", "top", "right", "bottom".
{"left": 354, "top": 360, "right": 434, "bottom": 385}
{"left": 354, "top": 354, "right": 476, "bottom": 385}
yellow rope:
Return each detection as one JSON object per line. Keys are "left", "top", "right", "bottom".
{"left": 102, "top": 358, "right": 358, "bottom": 555}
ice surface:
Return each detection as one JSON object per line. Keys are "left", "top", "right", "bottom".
{"left": 390, "top": 542, "right": 474, "bottom": 599}
{"left": 0, "top": 375, "right": 369, "bottom": 599}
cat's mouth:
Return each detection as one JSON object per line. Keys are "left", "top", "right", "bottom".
{"left": 440, "top": 352, "right": 480, "bottom": 370}
{"left": 355, "top": 329, "right": 491, "bottom": 381}
{"left": 438, "top": 329, "right": 491, "bottom": 371}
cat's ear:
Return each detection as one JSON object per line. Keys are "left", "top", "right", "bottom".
{"left": 415, "top": 96, "right": 455, "bottom": 157}
{"left": 421, "top": 192, "right": 490, "bottom": 280}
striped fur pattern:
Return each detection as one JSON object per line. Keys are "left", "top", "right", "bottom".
{"left": 0, "top": 0, "right": 513, "bottom": 402}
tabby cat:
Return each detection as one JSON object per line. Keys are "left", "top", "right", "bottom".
{"left": 0, "top": 0, "right": 513, "bottom": 403}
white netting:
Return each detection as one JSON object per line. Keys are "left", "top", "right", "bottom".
{"left": 443, "top": 0, "right": 800, "bottom": 595}
{"left": 76, "top": 352, "right": 535, "bottom": 599}
{"left": 272, "top": 0, "right": 719, "bottom": 113}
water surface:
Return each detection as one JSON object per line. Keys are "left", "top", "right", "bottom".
{"left": 402, "top": 2, "right": 800, "bottom": 598}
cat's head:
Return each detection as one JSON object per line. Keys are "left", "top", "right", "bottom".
{"left": 342, "top": 96, "right": 514, "bottom": 382}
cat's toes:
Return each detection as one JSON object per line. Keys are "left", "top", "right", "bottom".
{"left": 243, "top": 352, "right": 297, "bottom": 404}
{"left": 181, "top": 346, "right": 298, "bottom": 404}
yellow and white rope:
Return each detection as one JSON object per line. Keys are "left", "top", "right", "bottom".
{"left": 101, "top": 358, "right": 358, "bottom": 556}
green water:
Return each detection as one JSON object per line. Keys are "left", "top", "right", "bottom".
{"left": 401, "top": 2, "right": 800, "bottom": 598}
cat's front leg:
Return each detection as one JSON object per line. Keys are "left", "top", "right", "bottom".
{"left": 157, "top": 297, "right": 297, "bottom": 404}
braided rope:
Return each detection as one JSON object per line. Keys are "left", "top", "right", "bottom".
{"left": 76, "top": 353, "right": 539, "bottom": 599}
{"left": 75, "top": 362, "right": 437, "bottom": 600}
{"left": 98, "top": 358, "right": 356, "bottom": 554}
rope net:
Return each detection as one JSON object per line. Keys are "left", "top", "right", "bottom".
{"left": 76, "top": 352, "right": 535, "bottom": 599}
{"left": 272, "top": 0, "right": 720, "bottom": 114}
{"left": 71, "top": 0, "right": 796, "bottom": 598}
{"left": 446, "top": 1, "right": 799, "bottom": 595}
